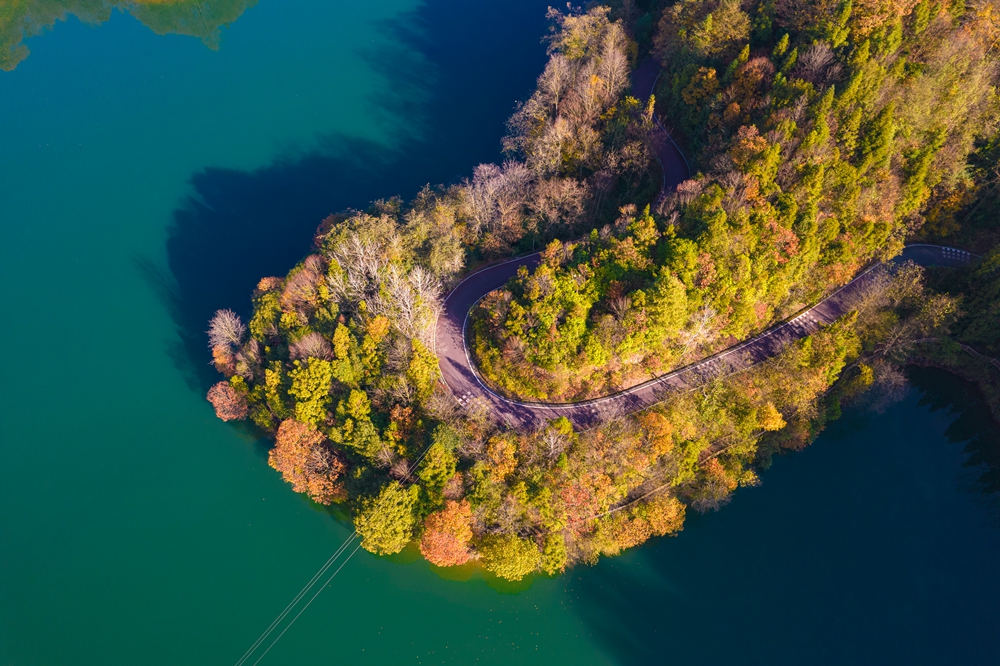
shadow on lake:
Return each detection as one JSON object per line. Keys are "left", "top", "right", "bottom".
{"left": 908, "top": 365, "right": 1000, "bottom": 516}
{"left": 139, "top": 0, "right": 549, "bottom": 393}
{"left": 568, "top": 370, "right": 1000, "bottom": 665}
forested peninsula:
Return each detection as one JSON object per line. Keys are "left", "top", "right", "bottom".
{"left": 206, "top": 3, "right": 1000, "bottom": 580}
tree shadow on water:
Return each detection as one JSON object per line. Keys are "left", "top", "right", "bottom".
{"left": 569, "top": 373, "right": 1000, "bottom": 665}
{"left": 568, "top": 511, "right": 880, "bottom": 665}
{"left": 565, "top": 523, "right": 743, "bottom": 666}
{"left": 566, "top": 556, "right": 678, "bottom": 664}
{"left": 908, "top": 365, "right": 1000, "bottom": 520}
{"left": 138, "top": 0, "right": 550, "bottom": 393}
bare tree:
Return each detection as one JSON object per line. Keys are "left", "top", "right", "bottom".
{"left": 303, "top": 253, "right": 327, "bottom": 274}
{"left": 234, "top": 338, "right": 262, "bottom": 380}
{"left": 389, "top": 458, "right": 413, "bottom": 480}
{"left": 388, "top": 375, "right": 416, "bottom": 406}
{"left": 425, "top": 388, "right": 462, "bottom": 425}
{"left": 719, "top": 170, "right": 750, "bottom": 215}
{"left": 386, "top": 336, "right": 412, "bottom": 372}
{"left": 281, "top": 265, "right": 322, "bottom": 314}
{"left": 380, "top": 265, "right": 442, "bottom": 346}
{"left": 793, "top": 42, "right": 841, "bottom": 85}
{"left": 528, "top": 176, "right": 586, "bottom": 231}
{"left": 326, "top": 235, "right": 389, "bottom": 306}
{"left": 842, "top": 266, "right": 894, "bottom": 318}
{"left": 208, "top": 309, "right": 245, "bottom": 350}
{"left": 495, "top": 161, "right": 533, "bottom": 232}
{"left": 375, "top": 444, "right": 398, "bottom": 469}
{"left": 540, "top": 427, "right": 569, "bottom": 460}
{"left": 466, "top": 161, "right": 533, "bottom": 241}
{"left": 866, "top": 360, "right": 909, "bottom": 413}
{"left": 597, "top": 26, "right": 630, "bottom": 103}
{"left": 574, "top": 59, "right": 604, "bottom": 124}
{"left": 673, "top": 178, "right": 706, "bottom": 207}
{"left": 505, "top": 5, "right": 633, "bottom": 179}
{"left": 525, "top": 117, "right": 574, "bottom": 175}
{"left": 467, "top": 163, "right": 504, "bottom": 236}
{"left": 677, "top": 307, "right": 717, "bottom": 357}
{"left": 537, "top": 53, "right": 572, "bottom": 114}
{"left": 289, "top": 331, "right": 334, "bottom": 361}
{"left": 608, "top": 294, "right": 632, "bottom": 320}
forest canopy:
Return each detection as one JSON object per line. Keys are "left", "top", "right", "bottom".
{"left": 472, "top": 0, "right": 999, "bottom": 400}
{"left": 205, "top": 2, "right": 1000, "bottom": 580}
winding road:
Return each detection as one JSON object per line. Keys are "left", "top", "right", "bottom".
{"left": 434, "top": 64, "right": 977, "bottom": 431}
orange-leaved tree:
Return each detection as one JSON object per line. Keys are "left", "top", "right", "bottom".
{"left": 207, "top": 381, "right": 248, "bottom": 421}
{"left": 268, "top": 419, "right": 346, "bottom": 505}
{"left": 419, "top": 499, "right": 474, "bottom": 567}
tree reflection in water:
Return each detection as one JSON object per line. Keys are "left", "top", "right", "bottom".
{"left": 1, "top": 0, "right": 257, "bottom": 71}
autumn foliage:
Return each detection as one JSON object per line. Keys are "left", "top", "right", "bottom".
{"left": 419, "top": 500, "right": 474, "bottom": 567}
{"left": 201, "top": 2, "right": 986, "bottom": 576}
{"left": 268, "top": 419, "right": 346, "bottom": 505}
{"left": 206, "top": 381, "right": 248, "bottom": 421}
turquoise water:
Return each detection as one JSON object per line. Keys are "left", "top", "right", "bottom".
{"left": 1, "top": 3, "right": 998, "bottom": 664}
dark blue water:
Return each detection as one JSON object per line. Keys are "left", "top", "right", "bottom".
{"left": 571, "top": 367, "right": 1000, "bottom": 664}
{"left": 1, "top": 2, "right": 998, "bottom": 663}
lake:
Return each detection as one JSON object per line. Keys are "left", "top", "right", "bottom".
{"left": 0, "top": 2, "right": 997, "bottom": 663}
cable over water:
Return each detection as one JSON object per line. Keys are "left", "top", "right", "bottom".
{"left": 234, "top": 530, "right": 358, "bottom": 666}
{"left": 234, "top": 440, "right": 438, "bottom": 664}
{"left": 250, "top": 540, "right": 364, "bottom": 666}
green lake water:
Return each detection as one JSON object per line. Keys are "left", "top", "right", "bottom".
{"left": 1, "top": 2, "right": 998, "bottom": 664}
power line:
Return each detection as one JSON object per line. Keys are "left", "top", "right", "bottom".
{"left": 234, "top": 530, "right": 357, "bottom": 666}
{"left": 236, "top": 441, "right": 436, "bottom": 664}
{"left": 250, "top": 540, "right": 364, "bottom": 666}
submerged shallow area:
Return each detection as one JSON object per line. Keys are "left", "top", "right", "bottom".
{"left": 0, "top": 1, "right": 998, "bottom": 663}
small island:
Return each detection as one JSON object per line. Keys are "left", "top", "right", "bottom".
{"left": 206, "top": 4, "right": 1000, "bottom": 580}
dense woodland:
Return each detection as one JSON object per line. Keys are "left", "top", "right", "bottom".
{"left": 206, "top": 3, "right": 1000, "bottom": 580}
{"left": 905, "top": 133, "right": 1000, "bottom": 415}
{"left": 475, "top": 0, "right": 999, "bottom": 399}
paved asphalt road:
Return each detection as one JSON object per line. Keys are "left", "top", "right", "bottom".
{"left": 433, "top": 62, "right": 978, "bottom": 431}
{"left": 631, "top": 58, "right": 690, "bottom": 209}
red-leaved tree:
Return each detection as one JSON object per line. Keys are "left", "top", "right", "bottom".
{"left": 207, "top": 381, "right": 248, "bottom": 421}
